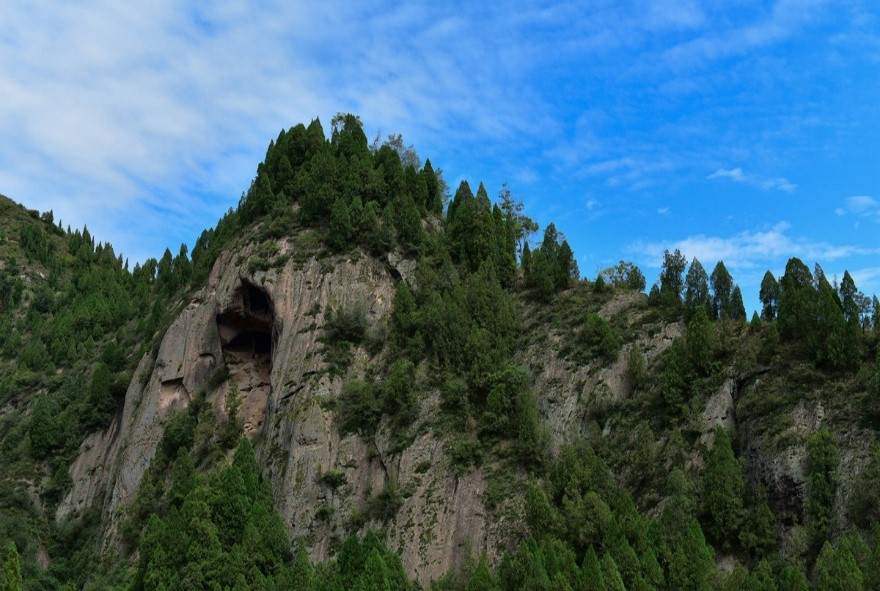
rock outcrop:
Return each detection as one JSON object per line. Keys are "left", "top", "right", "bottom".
{"left": 59, "top": 238, "right": 495, "bottom": 582}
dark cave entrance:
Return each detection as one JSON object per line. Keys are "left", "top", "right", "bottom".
{"left": 216, "top": 281, "right": 275, "bottom": 433}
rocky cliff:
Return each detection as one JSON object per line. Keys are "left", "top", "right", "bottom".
{"left": 58, "top": 234, "right": 503, "bottom": 582}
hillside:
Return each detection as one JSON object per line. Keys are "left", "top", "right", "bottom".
{"left": 2, "top": 116, "right": 880, "bottom": 591}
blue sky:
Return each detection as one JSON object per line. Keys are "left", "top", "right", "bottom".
{"left": 1, "top": 1, "right": 878, "bottom": 310}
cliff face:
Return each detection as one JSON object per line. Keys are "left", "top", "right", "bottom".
{"left": 58, "top": 237, "right": 498, "bottom": 582}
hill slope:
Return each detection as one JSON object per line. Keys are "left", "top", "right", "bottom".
{"left": 2, "top": 116, "right": 880, "bottom": 590}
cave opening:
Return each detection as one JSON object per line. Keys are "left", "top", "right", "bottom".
{"left": 215, "top": 281, "right": 275, "bottom": 433}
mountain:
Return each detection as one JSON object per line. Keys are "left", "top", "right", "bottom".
{"left": 2, "top": 115, "right": 880, "bottom": 590}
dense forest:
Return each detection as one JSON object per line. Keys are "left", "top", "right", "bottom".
{"left": 2, "top": 114, "right": 880, "bottom": 590}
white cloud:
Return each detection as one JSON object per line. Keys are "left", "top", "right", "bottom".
{"left": 707, "top": 167, "right": 797, "bottom": 193}
{"left": 629, "top": 221, "right": 879, "bottom": 270}
{"left": 839, "top": 195, "right": 880, "bottom": 221}
{"left": 661, "top": 0, "right": 832, "bottom": 68}
{"left": 0, "top": 1, "right": 558, "bottom": 262}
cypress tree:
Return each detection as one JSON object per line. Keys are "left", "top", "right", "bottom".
{"left": 684, "top": 258, "right": 710, "bottom": 318}
{"left": 329, "top": 198, "right": 353, "bottom": 252}
{"left": 710, "top": 261, "right": 733, "bottom": 319}
{"left": 1, "top": 543, "right": 22, "bottom": 591}
{"left": 805, "top": 428, "right": 837, "bottom": 552}
{"left": 778, "top": 257, "right": 814, "bottom": 341}
{"left": 730, "top": 285, "right": 747, "bottom": 321}
{"left": 659, "top": 249, "right": 687, "bottom": 306}
{"left": 701, "top": 427, "right": 745, "bottom": 550}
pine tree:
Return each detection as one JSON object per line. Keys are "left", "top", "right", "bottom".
{"left": 422, "top": 159, "right": 442, "bottom": 214}
{"left": 811, "top": 275, "right": 851, "bottom": 369}
{"left": 777, "top": 257, "right": 814, "bottom": 341}
{"left": 600, "top": 554, "right": 626, "bottom": 591}
{"left": 1, "top": 543, "right": 23, "bottom": 591}
{"left": 730, "top": 285, "right": 747, "bottom": 321}
{"left": 667, "top": 520, "right": 714, "bottom": 591}
{"left": 578, "top": 546, "right": 606, "bottom": 591}
{"left": 659, "top": 249, "right": 687, "bottom": 306}
{"left": 812, "top": 541, "right": 864, "bottom": 591}
{"left": 556, "top": 240, "right": 578, "bottom": 290}
{"left": 329, "top": 198, "right": 353, "bottom": 252}
{"left": 710, "top": 261, "right": 733, "bottom": 319}
{"left": 805, "top": 428, "right": 837, "bottom": 552}
{"left": 686, "top": 306, "right": 714, "bottom": 376}
{"left": 701, "top": 427, "right": 745, "bottom": 549}
{"left": 684, "top": 258, "right": 710, "bottom": 318}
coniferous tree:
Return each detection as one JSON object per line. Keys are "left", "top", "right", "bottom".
{"left": 659, "top": 249, "right": 687, "bottom": 306}
{"left": 667, "top": 520, "right": 714, "bottom": 591}
{"left": 730, "top": 285, "right": 747, "bottom": 321}
{"left": 329, "top": 198, "right": 354, "bottom": 252}
{"left": 805, "top": 428, "right": 838, "bottom": 552}
{"left": 812, "top": 541, "right": 864, "bottom": 591}
{"left": 701, "top": 427, "right": 745, "bottom": 550}
{"left": 760, "top": 271, "right": 780, "bottom": 321}
{"left": 812, "top": 275, "right": 851, "bottom": 369}
{"left": 578, "top": 546, "right": 606, "bottom": 591}
{"left": 422, "top": 159, "right": 442, "bottom": 214}
{"left": 394, "top": 194, "right": 423, "bottom": 255}
{"left": 778, "top": 257, "right": 814, "bottom": 341}
{"left": 710, "top": 261, "right": 733, "bottom": 319}
{"left": 1, "top": 542, "right": 23, "bottom": 591}
{"left": 686, "top": 306, "right": 714, "bottom": 375}
{"left": 556, "top": 240, "right": 578, "bottom": 290}
{"left": 684, "top": 258, "right": 711, "bottom": 318}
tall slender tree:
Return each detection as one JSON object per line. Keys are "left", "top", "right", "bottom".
{"left": 710, "top": 261, "right": 733, "bottom": 319}
{"left": 684, "top": 258, "right": 710, "bottom": 318}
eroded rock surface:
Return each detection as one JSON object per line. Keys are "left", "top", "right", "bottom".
{"left": 60, "top": 240, "right": 496, "bottom": 582}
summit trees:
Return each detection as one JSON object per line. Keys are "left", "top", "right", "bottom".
{"left": 522, "top": 223, "right": 578, "bottom": 300}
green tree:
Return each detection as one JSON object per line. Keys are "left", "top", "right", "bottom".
{"left": 778, "top": 258, "right": 814, "bottom": 341}
{"left": 686, "top": 306, "right": 714, "bottom": 376}
{"left": 659, "top": 249, "right": 687, "bottom": 306}
{"left": 667, "top": 520, "right": 714, "bottom": 591}
{"left": 329, "top": 198, "right": 354, "bottom": 252}
{"left": 661, "top": 339, "right": 689, "bottom": 410}
{"left": 577, "top": 546, "right": 606, "bottom": 591}
{"left": 684, "top": 258, "right": 711, "bottom": 318}
{"left": 805, "top": 428, "right": 838, "bottom": 551}
{"left": 1, "top": 542, "right": 22, "bottom": 591}
{"left": 29, "top": 395, "right": 59, "bottom": 459}
{"left": 600, "top": 261, "right": 646, "bottom": 291}
{"left": 730, "top": 285, "right": 747, "bottom": 321}
{"left": 710, "top": 261, "right": 734, "bottom": 319}
{"left": 700, "top": 427, "right": 745, "bottom": 550}
{"left": 760, "top": 271, "right": 780, "bottom": 322}
{"left": 812, "top": 541, "right": 864, "bottom": 591}
{"left": 497, "top": 183, "right": 537, "bottom": 254}
{"left": 394, "top": 194, "right": 423, "bottom": 254}
{"left": 422, "top": 159, "right": 442, "bottom": 214}
{"left": 811, "top": 275, "right": 852, "bottom": 370}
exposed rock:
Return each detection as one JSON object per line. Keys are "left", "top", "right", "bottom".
{"left": 388, "top": 249, "right": 417, "bottom": 286}
{"left": 699, "top": 378, "right": 736, "bottom": 448}
{"left": 60, "top": 241, "right": 502, "bottom": 583}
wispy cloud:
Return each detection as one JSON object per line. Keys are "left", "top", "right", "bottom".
{"left": 707, "top": 167, "right": 797, "bottom": 193}
{"left": 629, "top": 222, "right": 878, "bottom": 270}
{"left": 0, "top": 1, "right": 556, "bottom": 262}
{"left": 661, "top": 0, "right": 832, "bottom": 68}
{"left": 836, "top": 195, "right": 880, "bottom": 221}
